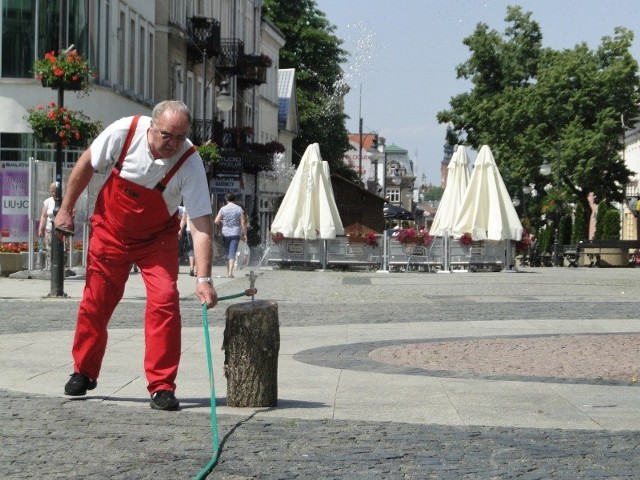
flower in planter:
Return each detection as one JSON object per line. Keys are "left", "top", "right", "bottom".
{"left": 248, "top": 140, "right": 286, "bottom": 154}
{"left": 33, "top": 45, "right": 94, "bottom": 92}
{"left": 0, "top": 242, "right": 30, "bottom": 253}
{"left": 197, "top": 141, "right": 220, "bottom": 164}
{"left": 364, "top": 231, "right": 379, "bottom": 247}
{"left": 346, "top": 231, "right": 379, "bottom": 247}
{"left": 396, "top": 227, "right": 432, "bottom": 247}
{"left": 459, "top": 232, "right": 474, "bottom": 246}
{"left": 26, "top": 101, "right": 101, "bottom": 147}
{"left": 271, "top": 232, "right": 285, "bottom": 243}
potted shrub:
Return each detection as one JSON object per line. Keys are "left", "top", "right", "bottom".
{"left": 197, "top": 141, "right": 220, "bottom": 165}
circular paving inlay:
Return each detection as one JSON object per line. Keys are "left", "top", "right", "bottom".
{"left": 294, "top": 333, "right": 640, "bottom": 386}
{"left": 369, "top": 334, "right": 640, "bottom": 384}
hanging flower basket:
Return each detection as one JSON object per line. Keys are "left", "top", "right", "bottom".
{"left": 33, "top": 45, "right": 94, "bottom": 93}
{"left": 41, "top": 76, "right": 84, "bottom": 91}
{"left": 26, "top": 102, "right": 101, "bottom": 147}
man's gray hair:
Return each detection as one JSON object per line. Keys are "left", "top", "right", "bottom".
{"left": 152, "top": 100, "right": 192, "bottom": 125}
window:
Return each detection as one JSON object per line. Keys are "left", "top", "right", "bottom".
{"left": 117, "top": 10, "right": 125, "bottom": 87}
{"left": 128, "top": 17, "right": 136, "bottom": 90}
{"left": 186, "top": 72, "right": 194, "bottom": 113}
{"left": 1, "top": 0, "right": 89, "bottom": 79}
{"left": 174, "top": 65, "right": 184, "bottom": 101}
{"left": 387, "top": 187, "right": 400, "bottom": 204}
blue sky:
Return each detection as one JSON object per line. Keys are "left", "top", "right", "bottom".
{"left": 314, "top": 0, "right": 640, "bottom": 184}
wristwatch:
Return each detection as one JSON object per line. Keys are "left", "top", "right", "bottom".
{"left": 196, "top": 277, "right": 213, "bottom": 285}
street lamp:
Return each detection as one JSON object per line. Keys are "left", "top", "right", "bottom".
{"left": 538, "top": 158, "right": 560, "bottom": 266}
{"left": 377, "top": 137, "right": 390, "bottom": 274}
{"left": 539, "top": 158, "right": 552, "bottom": 177}
{"left": 216, "top": 80, "right": 234, "bottom": 113}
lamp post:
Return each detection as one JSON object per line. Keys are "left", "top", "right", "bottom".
{"left": 539, "top": 158, "right": 560, "bottom": 266}
{"left": 50, "top": 0, "right": 69, "bottom": 297}
{"left": 377, "top": 137, "right": 387, "bottom": 200}
{"left": 522, "top": 185, "right": 532, "bottom": 215}
{"left": 376, "top": 137, "right": 390, "bottom": 273}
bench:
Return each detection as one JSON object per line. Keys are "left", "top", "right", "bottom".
{"left": 561, "top": 245, "right": 579, "bottom": 267}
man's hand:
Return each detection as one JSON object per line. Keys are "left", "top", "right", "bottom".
{"left": 196, "top": 282, "right": 218, "bottom": 308}
{"left": 53, "top": 208, "right": 75, "bottom": 238}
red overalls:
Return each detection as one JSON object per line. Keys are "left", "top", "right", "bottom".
{"left": 71, "top": 116, "right": 195, "bottom": 394}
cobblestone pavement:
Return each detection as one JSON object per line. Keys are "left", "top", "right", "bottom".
{"left": 2, "top": 267, "right": 640, "bottom": 478}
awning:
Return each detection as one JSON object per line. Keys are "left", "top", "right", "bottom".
{"left": 0, "top": 97, "right": 33, "bottom": 133}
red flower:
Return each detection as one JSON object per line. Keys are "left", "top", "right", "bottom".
{"left": 459, "top": 233, "right": 474, "bottom": 246}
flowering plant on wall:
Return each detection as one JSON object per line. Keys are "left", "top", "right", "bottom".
{"left": 33, "top": 45, "right": 94, "bottom": 92}
{"left": 26, "top": 102, "right": 101, "bottom": 147}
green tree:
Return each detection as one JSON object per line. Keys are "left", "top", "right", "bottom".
{"left": 594, "top": 201, "right": 621, "bottom": 240}
{"left": 558, "top": 214, "right": 572, "bottom": 246}
{"left": 571, "top": 202, "right": 586, "bottom": 245}
{"left": 437, "top": 6, "right": 640, "bottom": 239}
{"left": 422, "top": 185, "right": 444, "bottom": 201}
{"left": 601, "top": 210, "right": 621, "bottom": 240}
{"left": 262, "top": 0, "right": 357, "bottom": 183}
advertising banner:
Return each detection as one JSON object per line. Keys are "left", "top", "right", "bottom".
{"left": 1, "top": 161, "right": 30, "bottom": 242}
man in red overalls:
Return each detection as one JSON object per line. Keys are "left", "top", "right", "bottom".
{"left": 55, "top": 100, "right": 218, "bottom": 411}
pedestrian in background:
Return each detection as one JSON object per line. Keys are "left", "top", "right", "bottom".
{"left": 54, "top": 100, "right": 218, "bottom": 411}
{"left": 214, "top": 192, "right": 247, "bottom": 278}
{"left": 37, "top": 182, "right": 56, "bottom": 270}
{"left": 180, "top": 207, "right": 196, "bottom": 276}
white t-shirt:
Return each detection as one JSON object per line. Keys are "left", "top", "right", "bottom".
{"left": 89, "top": 116, "right": 212, "bottom": 219}
{"left": 43, "top": 196, "right": 55, "bottom": 231}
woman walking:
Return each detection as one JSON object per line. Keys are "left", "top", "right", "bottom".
{"left": 214, "top": 193, "right": 247, "bottom": 278}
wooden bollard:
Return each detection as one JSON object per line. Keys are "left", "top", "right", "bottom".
{"left": 223, "top": 299, "right": 279, "bottom": 407}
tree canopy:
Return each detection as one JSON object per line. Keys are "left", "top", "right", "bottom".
{"left": 262, "top": 0, "right": 357, "bottom": 182}
{"left": 437, "top": 6, "right": 640, "bottom": 238}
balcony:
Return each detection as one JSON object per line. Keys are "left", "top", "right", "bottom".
{"left": 191, "top": 119, "right": 224, "bottom": 146}
{"left": 237, "top": 54, "right": 272, "bottom": 88}
{"left": 217, "top": 39, "right": 245, "bottom": 76}
{"left": 187, "top": 16, "right": 221, "bottom": 63}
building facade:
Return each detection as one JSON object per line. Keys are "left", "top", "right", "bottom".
{"left": 0, "top": 0, "right": 294, "bottom": 249}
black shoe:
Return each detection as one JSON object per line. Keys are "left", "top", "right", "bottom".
{"left": 189, "top": 268, "right": 195, "bottom": 276}
{"left": 64, "top": 373, "right": 97, "bottom": 396}
{"left": 150, "top": 390, "right": 180, "bottom": 411}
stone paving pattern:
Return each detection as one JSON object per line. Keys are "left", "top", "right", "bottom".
{"left": 2, "top": 267, "right": 640, "bottom": 478}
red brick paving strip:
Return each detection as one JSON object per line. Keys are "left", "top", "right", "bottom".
{"left": 369, "top": 334, "right": 640, "bottom": 382}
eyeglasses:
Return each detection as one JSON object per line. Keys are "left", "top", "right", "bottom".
{"left": 152, "top": 121, "right": 189, "bottom": 143}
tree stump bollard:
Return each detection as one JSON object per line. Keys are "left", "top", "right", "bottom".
{"left": 223, "top": 299, "right": 279, "bottom": 407}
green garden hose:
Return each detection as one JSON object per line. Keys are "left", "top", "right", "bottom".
{"left": 194, "top": 288, "right": 257, "bottom": 480}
